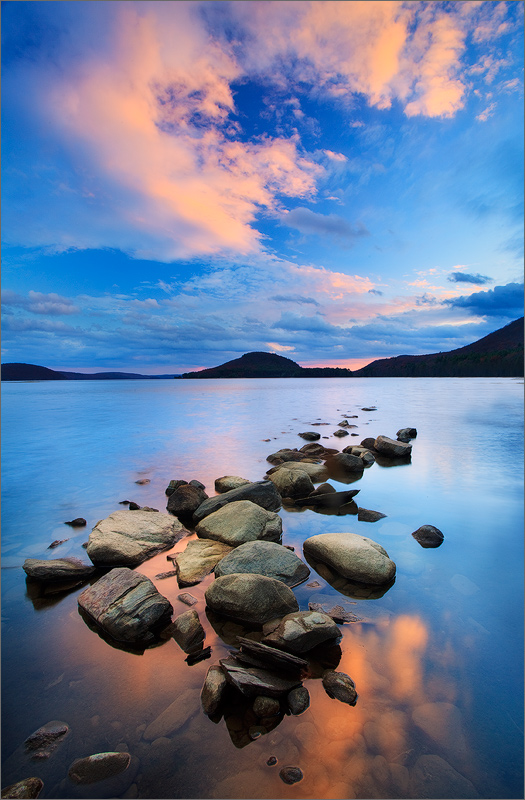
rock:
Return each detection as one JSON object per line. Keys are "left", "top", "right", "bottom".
{"left": 268, "top": 467, "right": 314, "bottom": 498}
{"left": 253, "top": 696, "right": 280, "bottom": 717}
{"left": 1, "top": 779, "right": 44, "bottom": 799}
{"left": 196, "top": 501, "right": 282, "bottom": 547}
{"left": 68, "top": 752, "right": 130, "bottom": 785}
{"left": 78, "top": 567, "right": 172, "bottom": 643}
{"left": 165, "top": 479, "right": 188, "bottom": 497}
{"left": 135, "top": 479, "right": 150, "bottom": 485}
{"left": 175, "top": 539, "right": 233, "bottom": 586}
{"left": 303, "top": 532, "right": 396, "bottom": 585}
{"left": 64, "top": 518, "right": 87, "bottom": 527}
{"left": 235, "top": 637, "right": 308, "bottom": 676}
{"left": 201, "top": 665, "right": 228, "bottom": 715}
{"left": 374, "top": 435, "right": 412, "bottom": 458}
{"left": 166, "top": 484, "right": 208, "bottom": 516}
{"left": 193, "top": 481, "right": 281, "bottom": 524}
{"left": 24, "top": 721, "right": 69, "bottom": 759}
{"left": 309, "top": 482, "right": 336, "bottom": 495}
{"left": 267, "top": 461, "right": 329, "bottom": 482}
{"left": 409, "top": 755, "right": 479, "bottom": 799}
{"left": 360, "top": 437, "right": 376, "bottom": 449}
{"left": 219, "top": 656, "right": 301, "bottom": 697}
{"left": 205, "top": 573, "right": 299, "bottom": 625}
{"left": 295, "top": 489, "right": 359, "bottom": 509}
{"left": 412, "top": 702, "right": 467, "bottom": 759}
{"left": 214, "top": 476, "right": 251, "bottom": 493}
{"left": 298, "top": 432, "right": 320, "bottom": 441}
{"left": 325, "top": 453, "right": 364, "bottom": 472}
{"left": 361, "top": 407, "right": 377, "bottom": 411}
{"left": 87, "top": 510, "right": 185, "bottom": 568}
{"left": 267, "top": 448, "right": 319, "bottom": 465}
{"left": 333, "top": 429, "right": 349, "bottom": 437}
{"left": 154, "top": 570, "right": 178, "bottom": 580}
{"left": 308, "top": 602, "right": 362, "bottom": 623}
{"left": 169, "top": 610, "right": 205, "bottom": 652}
{"left": 23, "top": 559, "right": 95, "bottom": 582}
{"left": 279, "top": 767, "right": 303, "bottom": 784}
{"left": 358, "top": 508, "right": 387, "bottom": 522}
{"left": 143, "top": 688, "right": 199, "bottom": 740}
{"left": 342, "top": 445, "right": 376, "bottom": 465}
{"left": 141, "top": 506, "right": 159, "bottom": 512}
{"left": 412, "top": 525, "right": 444, "bottom": 548}
{"left": 266, "top": 756, "right": 278, "bottom": 767}
{"left": 322, "top": 670, "right": 357, "bottom": 705}
{"left": 287, "top": 686, "right": 310, "bottom": 715}
{"left": 262, "top": 610, "right": 341, "bottom": 653}
{"left": 215, "top": 541, "right": 309, "bottom": 587}
{"left": 189, "top": 479, "right": 206, "bottom": 490}
{"left": 128, "top": 502, "right": 141, "bottom": 510}
{"left": 186, "top": 647, "right": 211, "bottom": 666}
{"left": 397, "top": 427, "right": 417, "bottom": 441}
{"left": 299, "top": 443, "right": 338, "bottom": 458}
{"left": 338, "top": 420, "right": 350, "bottom": 427}
{"left": 178, "top": 592, "right": 198, "bottom": 606}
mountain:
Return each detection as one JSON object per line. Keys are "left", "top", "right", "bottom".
{"left": 353, "top": 317, "right": 524, "bottom": 378}
{"left": 181, "top": 351, "right": 353, "bottom": 378}
{"left": 1, "top": 363, "right": 179, "bottom": 381}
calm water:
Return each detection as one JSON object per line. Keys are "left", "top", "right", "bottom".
{"left": 1, "top": 378, "right": 523, "bottom": 799}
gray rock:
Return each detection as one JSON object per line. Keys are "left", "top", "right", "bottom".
{"left": 68, "top": 753, "right": 130, "bottom": 785}
{"left": 170, "top": 610, "right": 205, "bottom": 652}
{"left": 322, "top": 670, "right": 357, "bottom": 705}
{"left": 177, "top": 592, "right": 198, "bottom": 606}
{"left": 343, "top": 446, "right": 376, "bottom": 465}
{"left": 279, "top": 767, "right": 303, "bottom": 784}
{"left": 287, "top": 686, "right": 310, "bottom": 715}
{"left": 267, "top": 461, "right": 329, "bottom": 482}
{"left": 397, "top": 427, "right": 417, "bottom": 442}
{"left": 409, "top": 755, "right": 479, "bottom": 799}
{"left": 87, "top": 510, "right": 184, "bottom": 568}
{"left": 303, "top": 532, "right": 396, "bottom": 585}
{"left": 1, "top": 778, "right": 44, "bottom": 799}
{"left": 165, "top": 479, "right": 188, "bottom": 497}
{"left": 412, "top": 525, "right": 444, "bottom": 548}
{"left": 268, "top": 467, "right": 314, "bottom": 498}
{"left": 295, "top": 489, "right": 359, "bottom": 509}
{"left": 193, "top": 481, "right": 281, "bottom": 523}
{"left": 357, "top": 508, "right": 387, "bottom": 522}
{"left": 175, "top": 539, "right": 233, "bottom": 586}
{"left": 298, "top": 432, "right": 320, "bottom": 441}
{"left": 167, "top": 484, "right": 208, "bottom": 516}
{"left": 214, "top": 476, "right": 251, "bottom": 493}
{"left": 23, "top": 558, "right": 95, "bottom": 582}
{"left": 189, "top": 479, "right": 206, "bottom": 490}
{"left": 360, "top": 438, "right": 376, "bottom": 449}
{"left": 215, "top": 540, "right": 309, "bottom": 587}
{"left": 205, "top": 573, "right": 299, "bottom": 625}
{"left": 333, "top": 429, "right": 349, "bottom": 437}
{"left": 235, "top": 637, "right": 308, "bottom": 675}
{"left": 253, "top": 696, "right": 280, "bottom": 717}
{"left": 309, "top": 482, "right": 336, "bottom": 495}
{"left": 267, "top": 448, "right": 319, "bottom": 465}
{"left": 219, "top": 656, "right": 301, "bottom": 697}
{"left": 374, "top": 435, "right": 412, "bottom": 458}
{"left": 196, "top": 500, "right": 282, "bottom": 547}
{"left": 262, "top": 610, "right": 341, "bottom": 653}
{"left": 78, "top": 567, "right": 172, "bottom": 643}
{"left": 24, "top": 720, "right": 69, "bottom": 759}
{"left": 201, "top": 665, "right": 228, "bottom": 715}
{"left": 299, "top": 443, "right": 338, "bottom": 458}
{"left": 325, "top": 453, "right": 364, "bottom": 472}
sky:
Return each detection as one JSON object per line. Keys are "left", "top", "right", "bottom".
{"left": 1, "top": 0, "right": 523, "bottom": 373}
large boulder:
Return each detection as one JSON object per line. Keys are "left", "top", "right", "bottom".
{"left": 23, "top": 558, "right": 96, "bottom": 582}
{"left": 196, "top": 501, "right": 282, "bottom": 546}
{"left": 175, "top": 539, "right": 233, "bottom": 586}
{"left": 86, "top": 510, "right": 184, "bottom": 567}
{"left": 262, "top": 610, "right": 341, "bottom": 653}
{"left": 78, "top": 567, "right": 172, "bottom": 643}
{"left": 166, "top": 484, "right": 208, "bottom": 516}
{"left": 374, "top": 435, "right": 412, "bottom": 458}
{"left": 205, "top": 573, "right": 299, "bottom": 625}
{"left": 193, "top": 481, "right": 281, "bottom": 524}
{"left": 267, "top": 468, "right": 314, "bottom": 498}
{"left": 215, "top": 541, "right": 310, "bottom": 587}
{"left": 267, "top": 461, "right": 328, "bottom": 482}
{"left": 303, "top": 533, "right": 396, "bottom": 585}
{"left": 214, "top": 476, "right": 251, "bottom": 493}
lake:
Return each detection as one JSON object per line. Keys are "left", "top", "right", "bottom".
{"left": 1, "top": 377, "right": 523, "bottom": 799}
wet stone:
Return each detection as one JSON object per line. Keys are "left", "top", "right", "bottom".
{"left": 298, "top": 432, "right": 321, "bottom": 441}
{"left": 253, "top": 696, "right": 280, "bottom": 718}
{"left": 64, "top": 518, "right": 87, "bottom": 527}
{"left": 280, "top": 766, "right": 303, "bottom": 784}
{"left": 322, "top": 670, "right": 358, "bottom": 705}
{"left": 1, "top": 779, "right": 44, "bottom": 799}
{"left": 177, "top": 592, "right": 198, "bottom": 606}
{"left": 154, "top": 570, "right": 178, "bottom": 580}
{"left": 24, "top": 721, "right": 69, "bottom": 760}
{"left": 48, "top": 539, "right": 69, "bottom": 549}
{"left": 266, "top": 756, "right": 278, "bottom": 767}
{"left": 358, "top": 508, "right": 387, "bottom": 522}
{"left": 201, "top": 665, "right": 228, "bottom": 715}
{"left": 412, "top": 525, "right": 444, "bottom": 548}
{"left": 68, "top": 752, "right": 131, "bottom": 785}
{"left": 287, "top": 686, "right": 310, "bottom": 715}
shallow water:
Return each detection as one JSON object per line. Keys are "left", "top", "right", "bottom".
{"left": 1, "top": 377, "right": 523, "bottom": 799}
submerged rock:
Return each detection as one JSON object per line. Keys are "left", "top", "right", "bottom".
{"left": 303, "top": 532, "right": 396, "bottom": 585}
{"left": 24, "top": 721, "right": 69, "bottom": 760}
{"left": 143, "top": 688, "right": 200, "bottom": 741}
{"left": 215, "top": 540, "right": 310, "bottom": 587}
{"left": 409, "top": 755, "right": 478, "bottom": 799}
{"left": 23, "top": 558, "right": 95, "bottom": 582}
{"left": 214, "top": 476, "right": 251, "bottom": 493}
{"left": 196, "top": 501, "right": 282, "bottom": 547}
{"left": 1, "top": 779, "right": 44, "bottom": 799}
{"left": 262, "top": 610, "right": 341, "bottom": 653}
{"left": 374, "top": 435, "right": 412, "bottom": 458}
{"left": 87, "top": 510, "right": 185, "bottom": 568}
{"left": 78, "top": 567, "right": 172, "bottom": 643}
{"left": 193, "top": 481, "right": 281, "bottom": 524}
{"left": 68, "top": 752, "right": 130, "bottom": 785}
{"left": 322, "top": 670, "right": 358, "bottom": 705}
{"left": 205, "top": 573, "right": 299, "bottom": 625}
{"left": 412, "top": 525, "right": 444, "bottom": 548}
{"left": 175, "top": 539, "right": 233, "bottom": 586}
{"left": 358, "top": 508, "right": 387, "bottom": 522}
{"left": 169, "top": 610, "right": 205, "bottom": 652}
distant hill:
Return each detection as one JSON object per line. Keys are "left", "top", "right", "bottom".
{"left": 1, "top": 363, "right": 178, "bottom": 381}
{"left": 181, "top": 351, "right": 353, "bottom": 378}
{"left": 353, "top": 317, "right": 524, "bottom": 378}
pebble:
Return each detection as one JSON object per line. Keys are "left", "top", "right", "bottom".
{"left": 178, "top": 593, "right": 198, "bottom": 606}
{"left": 266, "top": 756, "right": 277, "bottom": 766}
{"left": 135, "top": 479, "right": 150, "bottom": 485}
{"left": 279, "top": 766, "right": 303, "bottom": 784}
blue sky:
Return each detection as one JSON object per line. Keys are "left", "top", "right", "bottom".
{"left": 1, "top": 0, "right": 523, "bottom": 372}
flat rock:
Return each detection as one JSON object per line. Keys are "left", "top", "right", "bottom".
{"left": 175, "top": 539, "right": 233, "bottom": 586}
{"left": 267, "top": 461, "right": 328, "bottom": 482}
{"left": 169, "top": 609, "right": 205, "bottom": 652}
{"left": 358, "top": 508, "right": 387, "bottom": 522}
{"left": 68, "top": 753, "right": 130, "bottom": 785}
{"left": 24, "top": 720, "right": 69, "bottom": 759}
{"left": 268, "top": 467, "right": 314, "bottom": 498}
{"left": 324, "top": 453, "right": 364, "bottom": 473}
{"left": 215, "top": 541, "right": 309, "bottom": 587}
{"left": 23, "top": 558, "right": 96, "bottom": 582}
{"left": 322, "top": 670, "right": 358, "bottom": 705}
{"left": 193, "top": 481, "right": 281, "bottom": 523}
{"left": 412, "top": 525, "right": 444, "bottom": 548}
{"left": 205, "top": 573, "right": 299, "bottom": 625}
{"left": 374, "top": 435, "right": 412, "bottom": 458}
{"left": 78, "top": 567, "right": 172, "bottom": 643}
{"left": 262, "top": 610, "right": 341, "bottom": 653}
{"left": 287, "top": 686, "right": 310, "bottom": 715}
{"left": 409, "top": 755, "right": 479, "bottom": 799}
{"left": 267, "top": 448, "right": 320, "bottom": 465}
{"left": 166, "top": 484, "right": 208, "bottom": 516}
{"left": 87, "top": 510, "right": 185, "bottom": 568}
{"left": 295, "top": 489, "right": 359, "bottom": 509}
{"left": 1, "top": 779, "right": 44, "bottom": 799}
{"left": 196, "top": 500, "right": 282, "bottom": 547}
{"left": 201, "top": 665, "right": 228, "bottom": 715}
{"left": 299, "top": 444, "right": 338, "bottom": 458}
{"left": 143, "top": 688, "right": 199, "bottom": 741}
{"left": 214, "top": 476, "right": 251, "bottom": 493}
{"left": 235, "top": 637, "right": 308, "bottom": 675}
{"left": 303, "top": 532, "right": 396, "bottom": 585}
{"left": 177, "top": 592, "right": 198, "bottom": 606}
{"left": 219, "top": 656, "right": 301, "bottom": 697}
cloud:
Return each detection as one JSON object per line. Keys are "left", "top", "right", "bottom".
{"left": 281, "top": 207, "right": 369, "bottom": 240}
{"left": 266, "top": 342, "right": 295, "bottom": 352}
{"left": 447, "top": 272, "right": 492, "bottom": 285}
{"left": 476, "top": 102, "right": 497, "bottom": 122}
{"left": 269, "top": 294, "right": 320, "bottom": 306}
{"left": 444, "top": 282, "right": 524, "bottom": 316}
{"left": 1, "top": 289, "right": 79, "bottom": 315}
{"left": 368, "top": 289, "right": 383, "bottom": 296}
